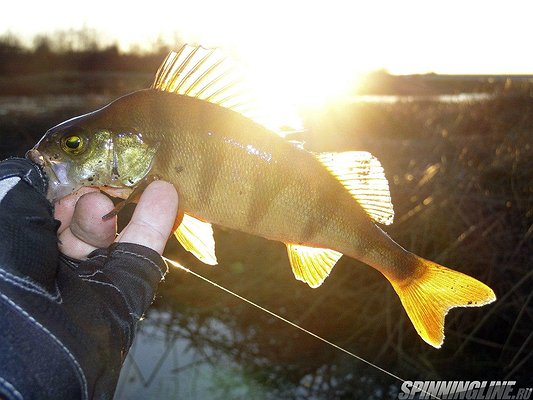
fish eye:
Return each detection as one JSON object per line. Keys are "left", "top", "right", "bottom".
{"left": 61, "top": 134, "right": 86, "bottom": 154}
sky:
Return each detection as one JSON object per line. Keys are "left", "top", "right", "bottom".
{"left": 2, "top": 0, "right": 532, "bottom": 74}
{"left": 2, "top": 0, "right": 532, "bottom": 112}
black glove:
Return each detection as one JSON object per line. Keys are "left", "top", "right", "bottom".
{"left": 0, "top": 158, "right": 168, "bottom": 400}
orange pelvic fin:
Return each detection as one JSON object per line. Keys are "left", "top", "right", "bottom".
{"left": 389, "top": 257, "right": 496, "bottom": 348}
{"left": 174, "top": 214, "right": 218, "bottom": 265}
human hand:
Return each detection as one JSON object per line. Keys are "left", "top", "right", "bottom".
{"left": 54, "top": 181, "right": 178, "bottom": 259}
{"left": 0, "top": 158, "right": 180, "bottom": 399}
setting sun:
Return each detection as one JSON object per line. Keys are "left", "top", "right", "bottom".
{"left": 240, "top": 43, "right": 365, "bottom": 131}
{"left": 161, "top": 2, "right": 375, "bottom": 130}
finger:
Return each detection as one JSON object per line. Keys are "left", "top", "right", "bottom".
{"left": 54, "top": 187, "right": 100, "bottom": 234}
{"left": 70, "top": 191, "right": 117, "bottom": 247}
{"left": 58, "top": 191, "right": 117, "bottom": 259}
{"left": 116, "top": 180, "right": 178, "bottom": 255}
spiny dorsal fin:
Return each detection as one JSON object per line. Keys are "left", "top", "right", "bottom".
{"left": 152, "top": 44, "right": 302, "bottom": 136}
{"left": 174, "top": 213, "right": 217, "bottom": 265}
{"left": 316, "top": 151, "right": 394, "bottom": 225}
{"left": 152, "top": 45, "right": 264, "bottom": 124}
{"left": 286, "top": 244, "right": 343, "bottom": 288}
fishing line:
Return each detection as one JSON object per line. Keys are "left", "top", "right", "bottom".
{"left": 163, "top": 256, "right": 441, "bottom": 400}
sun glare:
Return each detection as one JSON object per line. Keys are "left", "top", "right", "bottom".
{"left": 239, "top": 44, "right": 364, "bottom": 131}
{"left": 170, "top": 3, "right": 370, "bottom": 131}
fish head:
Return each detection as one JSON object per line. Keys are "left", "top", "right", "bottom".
{"left": 27, "top": 113, "right": 159, "bottom": 202}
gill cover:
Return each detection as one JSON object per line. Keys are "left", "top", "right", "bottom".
{"left": 31, "top": 114, "right": 158, "bottom": 201}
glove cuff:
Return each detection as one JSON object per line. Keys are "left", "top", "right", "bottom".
{"left": 0, "top": 157, "right": 48, "bottom": 196}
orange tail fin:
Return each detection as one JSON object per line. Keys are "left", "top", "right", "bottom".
{"left": 389, "top": 257, "right": 496, "bottom": 348}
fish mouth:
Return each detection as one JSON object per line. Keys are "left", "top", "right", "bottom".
{"left": 26, "top": 148, "right": 78, "bottom": 202}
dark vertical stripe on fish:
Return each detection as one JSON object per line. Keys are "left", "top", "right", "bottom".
{"left": 199, "top": 135, "right": 225, "bottom": 207}
{"left": 246, "top": 162, "right": 287, "bottom": 230}
{"left": 300, "top": 186, "right": 332, "bottom": 242}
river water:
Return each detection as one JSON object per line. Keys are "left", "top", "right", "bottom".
{"left": 0, "top": 92, "right": 494, "bottom": 117}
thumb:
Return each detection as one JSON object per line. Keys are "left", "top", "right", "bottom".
{"left": 116, "top": 180, "right": 178, "bottom": 254}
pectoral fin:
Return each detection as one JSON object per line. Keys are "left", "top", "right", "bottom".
{"left": 174, "top": 214, "right": 217, "bottom": 265}
{"left": 286, "top": 244, "right": 342, "bottom": 288}
{"left": 101, "top": 175, "right": 160, "bottom": 220}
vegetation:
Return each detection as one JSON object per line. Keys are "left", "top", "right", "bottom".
{"left": 0, "top": 29, "right": 173, "bottom": 75}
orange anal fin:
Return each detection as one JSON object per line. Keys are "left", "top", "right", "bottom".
{"left": 286, "top": 244, "right": 343, "bottom": 288}
{"left": 389, "top": 256, "right": 496, "bottom": 348}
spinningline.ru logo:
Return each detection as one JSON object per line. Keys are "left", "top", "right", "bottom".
{"left": 398, "top": 381, "right": 532, "bottom": 400}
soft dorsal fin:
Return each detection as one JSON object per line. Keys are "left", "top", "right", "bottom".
{"left": 174, "top": 213, "right": 217, "bottom": 265}
{"left": 316, "top": 151, "right": 394, "bottom": 225}
{"left": 286, "top": 243, "right": 343, "bottom": 288}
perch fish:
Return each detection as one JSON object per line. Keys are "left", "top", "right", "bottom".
{"left": 28, "top": 45, "right": 496, "bottom": 348}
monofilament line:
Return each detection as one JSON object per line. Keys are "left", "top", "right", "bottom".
{"left": 164, "top": 257, "right": 441, "bottom": 399}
